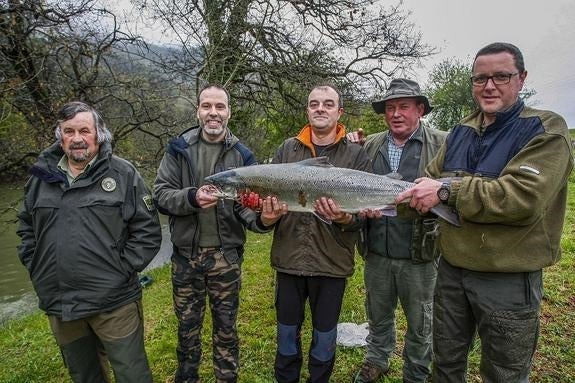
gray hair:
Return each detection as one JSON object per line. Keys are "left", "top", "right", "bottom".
{"left": 54, "top": 101, "right": 113, "bottom": 144}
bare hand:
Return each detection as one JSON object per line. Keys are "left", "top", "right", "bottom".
{"left": 260, "top": 196, "right": 288, "bottom": 226}
{"left": 395, "top": 177, "right": 442, "bottom": 214}
{"left": 196, "top": 184, "right": 219, "bottom": 208}
{"left": 314, "top": 197, "right": 352, "bottom": 224}
{"left": 346, "top": 128, "right": 365, "bottom": 145}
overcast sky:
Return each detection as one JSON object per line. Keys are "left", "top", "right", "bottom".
{"left": 401, "top": 0, "right": 575, "bottom": 128}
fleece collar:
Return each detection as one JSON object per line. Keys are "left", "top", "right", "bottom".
{"left": 295, "top": 123, "right": 347, "bottom": 156}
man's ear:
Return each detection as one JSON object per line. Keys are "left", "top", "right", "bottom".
{"left": 417, "top": 103, "right": 425, "bottom": 117}
{"left": 519, "top": 71, "right": 528, "bottom": 89}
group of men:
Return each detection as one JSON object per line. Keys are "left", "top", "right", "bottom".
{"left": 17, "top": 41, "right": 573, "bottom": 383}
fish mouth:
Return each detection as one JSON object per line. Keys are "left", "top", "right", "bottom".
{"left": 208, "top": 185, "right": 237, "bottom": 199}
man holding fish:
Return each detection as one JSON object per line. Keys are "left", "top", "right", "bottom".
{"left": 348, "top": 78, "right": 447, "bottom": 383}
{"left": 397, "top": 42, "right": 573, "bottom": 382}
{"left": 257, "top": 84, "right": 371, "bottom": 383}
{"left": 153, "top": 84, "right": 271, "bottom": 383}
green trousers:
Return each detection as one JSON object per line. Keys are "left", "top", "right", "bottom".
{"left": 433, "top": 258, "right": 542, "bottom": 383}
{"left": 48, "top": 300, "right": 152, "bottom": 383}
{"left": 363, "top": 254, "right": 437, "bottom": 383}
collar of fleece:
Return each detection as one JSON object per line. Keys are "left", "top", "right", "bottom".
{"left": 296, "top": 123, "right": 347, "bottom": 156}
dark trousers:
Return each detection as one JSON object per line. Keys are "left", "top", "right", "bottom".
{"left": 433, "top": 258, "right": 542, "bottom": 383}
{"left": 172, "top": 248, "right": 241, "bottom": 383}
{"left": 274, "top": 272, "right": 346, "bottom": 383}
{"left": 48, "top": 300, "right": 151, "bottom": 383}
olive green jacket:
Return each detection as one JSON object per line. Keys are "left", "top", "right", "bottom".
{"left": 270, "top": 124, "right": 371, "bottom": 278}
{"left": 427, "top": 105, "right": 573, "bottom": 272}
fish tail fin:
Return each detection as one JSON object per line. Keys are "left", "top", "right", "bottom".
{"left": 430, "top": 204, "right": 461, "bottom": 227}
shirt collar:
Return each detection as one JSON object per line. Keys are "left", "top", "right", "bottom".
{"left": 57, "top": 154, "right": 98, "bottom": 183}
{"left": 388, "top": 124, "right": 422, "bottom": 147}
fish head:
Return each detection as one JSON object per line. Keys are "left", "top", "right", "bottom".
{"left": 204, "top": 169, "right": 245, "bottom": 199}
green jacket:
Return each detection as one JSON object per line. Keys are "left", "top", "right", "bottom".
{"left": 362, "top": 122, "right": 447, "bottom": 262}
{"left": 427, "top": 104, "right": 573, "bottom": 272}
{"left": 17, "top": 142, "right": 162, "bottom": 321}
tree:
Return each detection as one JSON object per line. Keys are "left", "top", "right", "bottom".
{"left": 424, "top": 58, "right": 475, "bottom": 131}
{"left": 130, "top": 0, "right": 435, "bottom": 151}
{"left": 0, "top": 0, "right": 186, "bottom": 178}
{"left": 425, "top": 58, "right": 537, "bottom": 131}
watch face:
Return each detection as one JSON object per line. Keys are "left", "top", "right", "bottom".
{"left": 438, "top": 186, "right": 450, "bottom": 201}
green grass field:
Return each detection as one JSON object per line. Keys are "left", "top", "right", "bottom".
{"left": 1, "top": 172, "right": 574, "bottom": 382}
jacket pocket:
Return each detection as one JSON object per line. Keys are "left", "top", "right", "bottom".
{"left": 412, "top": 218, "right": 440, "bottom": 263}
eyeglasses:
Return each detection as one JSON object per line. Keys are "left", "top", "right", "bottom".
{"left": 470, "top": 72, "right": 519, "bottom": 86}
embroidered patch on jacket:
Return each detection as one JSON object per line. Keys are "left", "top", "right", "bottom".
{"left": 101, "top": 177, "right": 117, "bottom": 192}
{"left": 142, "top": 195, "right": 155, "bottom": 211}
{"left": 519, "top": 165, "right": 540, "bottom": 175}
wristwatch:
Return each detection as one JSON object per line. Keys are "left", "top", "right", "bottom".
{"left": 437, "top": 182, "right": 451, "bottom": 204}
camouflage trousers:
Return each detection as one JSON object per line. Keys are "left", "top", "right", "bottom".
{"left": 172, "top": 247, "right": 242, "bottom": 383}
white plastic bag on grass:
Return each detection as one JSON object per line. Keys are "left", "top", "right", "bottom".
{"left": 336, "top": 322, "right": 369, "bottom": 347}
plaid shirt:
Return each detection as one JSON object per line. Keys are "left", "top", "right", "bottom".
{"left": 386, "top": 126, "right": 420, "bottom": 172}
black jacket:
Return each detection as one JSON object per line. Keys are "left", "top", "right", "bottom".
{"left": 153, "top": 127, "right": 269, "bottom": 263}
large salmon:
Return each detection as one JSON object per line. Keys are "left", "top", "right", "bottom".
{"left": 205, "top": 157, "right": 460, "bottom": 226}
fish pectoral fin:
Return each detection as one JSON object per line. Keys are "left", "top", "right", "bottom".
{"left": 312, "top": 211, "right": 332, "bottom": 225}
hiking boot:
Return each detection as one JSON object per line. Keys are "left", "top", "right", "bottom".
{"left": 353, "top": 361, "right": 388, "bottom": 383}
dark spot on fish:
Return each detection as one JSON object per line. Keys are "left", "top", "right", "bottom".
{"left": 298, "top": 190, "right": 307, "bottom": 207}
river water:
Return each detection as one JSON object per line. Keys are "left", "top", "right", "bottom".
{"left": 0, "top": 182, "right": 34, "bottom": 323}
{"left": 0, "top": 182, "right": 171, "bottom": 325}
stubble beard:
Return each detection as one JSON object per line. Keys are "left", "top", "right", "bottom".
{"left": 202, "top": 121, "right": 227, "bottom": 140}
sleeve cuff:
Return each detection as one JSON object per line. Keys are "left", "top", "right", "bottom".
{"left": 188, "top": 188, "right": 200, "bottom": 208}
{"left": 448, "top": 180, "right": 461, "bottom": 207}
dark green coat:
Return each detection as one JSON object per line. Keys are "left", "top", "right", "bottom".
{"left": 17, "top": 142, "right": 162, "bottom": 321}
{"left": 362, "top": 122, "right": 447, "bottom": 262}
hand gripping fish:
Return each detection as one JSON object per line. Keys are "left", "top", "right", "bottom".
{"left": 205, "top": 157, "right": 460, "bottom": 226}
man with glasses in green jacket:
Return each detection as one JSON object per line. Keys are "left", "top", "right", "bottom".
{"left": 397, "top": 42, "right": 573, "bottom": 382}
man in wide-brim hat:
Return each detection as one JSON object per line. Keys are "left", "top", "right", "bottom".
{"left": 371, "top": 78, "right": 433, "bottom": 116}
{"left": 352, "top": 78, "right": 446, "bottom": 383}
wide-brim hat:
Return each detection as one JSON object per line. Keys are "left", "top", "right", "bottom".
{"left": 372, "top": 78, "right": 433, "bottom": 116}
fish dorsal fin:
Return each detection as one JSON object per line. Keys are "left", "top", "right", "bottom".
{"left": 298, "top": 156, "right": 334, "bottom": 168}
{"left": 385, "top": 172, "right": 403, "bottom": 180}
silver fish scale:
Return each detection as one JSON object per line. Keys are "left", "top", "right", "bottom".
{"left": 211, "top": 162, "right": 415, "bottom": 213}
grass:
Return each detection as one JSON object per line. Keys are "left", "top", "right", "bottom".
{"left": 1, "top": 173, "right": 574, "bottom": 382}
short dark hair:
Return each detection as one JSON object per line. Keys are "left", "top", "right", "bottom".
{"left": 54, "top": 101, "right": 112, "bottom": 144}
{"left": 309, "top": 83, "right": 344, "bottom": 109}
{"left": 197, "top": 83, "right": 230, "bottom": 105}
{"left": 473, "top": 42, "right": 525, "bottom": 73}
